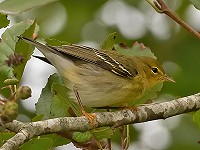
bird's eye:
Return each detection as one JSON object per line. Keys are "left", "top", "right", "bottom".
{"left": 151, "top": 67, "right": 158, "bottom": 74}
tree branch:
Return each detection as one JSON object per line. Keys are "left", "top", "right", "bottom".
{"left": 146, "top": 0, "right": 200, "bottom": 39}
{"left": 1, "top": 93, "right": 200, "bottom": 150}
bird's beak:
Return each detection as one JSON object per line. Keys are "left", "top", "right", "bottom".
{"left": 162, "top": 74, "right": 176, "bottom": 83}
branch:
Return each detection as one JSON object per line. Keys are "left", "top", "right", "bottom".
{"left": 1, "top": 93, "right": 200, "bottom": 150}
{"left": 146, "top": 0, "right": 200, "bottom": 39}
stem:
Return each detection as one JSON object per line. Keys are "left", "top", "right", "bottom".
{"left": 164, "top": 9, "right": 200, "bottom": 38}
{"left": 147, "top": 0, "right": 200, "bottom": 39}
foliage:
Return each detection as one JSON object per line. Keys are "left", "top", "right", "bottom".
{"left": 0, "top": 14, "right": 9, "bottom": 28}
{"left": 0, "top": 20, "right": 35, "bottom": 90}
{"left": 19, "top": 134, "right": 70, "bottom": 150}
{"left": 0, "top": 0, "right": 200, "bottom": 150}
{"left": 190, "top": 0, "right": 200, "bottom": 10}
{"left": 0, "top": 0, "right": 58, "bottom": 14}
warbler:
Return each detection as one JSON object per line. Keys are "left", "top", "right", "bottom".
{"left": 18, "top": 37, "right": 175, "bottom": 107}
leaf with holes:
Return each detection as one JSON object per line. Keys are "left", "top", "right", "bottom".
{"left": 101, "top": 32, "right": 117, "bottom": 50}
{"left": 114, "top": 41, "right": 156, "bottom": 58}
{"left": 0, "top": 14, "right": 9, "bottom": 28}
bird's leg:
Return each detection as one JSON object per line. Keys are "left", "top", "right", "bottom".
{"left": 73, "top": 85, "right": 96, "bottom": 125}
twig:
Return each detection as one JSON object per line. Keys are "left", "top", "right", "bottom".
{"left": 1, "top": 92, "right": 200, "bottom": 150}
{"left": 147, "top": 0, "right": 200, "bottom": 39}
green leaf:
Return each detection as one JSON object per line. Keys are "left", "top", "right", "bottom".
{"left": 49, "top": 95, "right": 70, "bottom": 118}
{"left": 0, "top": 132, "right": 15, "bottom": 147}
{"left": 72, "top": 131, "right": 93, "bottom": 143}
{"left": 193, "top": 110, "right": 200, "bottom": 128}
{"left": 0, "top": 20, "right": 35, "bottom": 94}
{"left": 0, "top": 65, "right": 13, "bottom": 89}
{"left": 20, "top": 137, "right": 53, "bottom": 150}
{"left": 73, "top": 127, "right": 113, "bottom": 144}
{"left": 0, "top": 0, "right": 58, "bottom": 15}
{"left": 31, "top": 114, "right": 44, "bottom": 122}
{"left": 92, "top": 127, "right": 113, "bottom": 141}
{"left": 190, "top": 0, "right": 200, "bottom": 10}
{"left": 101, "top": 32, "right": 117, "bottom": 50}
{"left": 36, "top": 73, "right": 64, "bottom": 119}
{"left": 44, "top": 37, "right": 69, "bottom": 46}
{"left": 36, "top": 73, "right": 81, "bottom": 119}
{"left": 0, "top": 14, "right": 9, "bottom": 28}
{"left": 51, "top": 83, "right": 81, "bottom": 117}
{"left": 114, "top": 42, "right": 156, "bottom": 58}
{"left": 20, "top": 134, "right": 70, "bottom": 149}
{"left": 42, "top": 134, "right": 70, "bottom": 147}
{"left": 14, "top": 21, "right": 36, "bottom": 81}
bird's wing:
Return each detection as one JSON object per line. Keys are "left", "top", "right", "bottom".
{"left": 52, "top": 44, "right": 137, "bottom": 77}
{"left": 19, "top": 36, "right": 137, "bottom": 78}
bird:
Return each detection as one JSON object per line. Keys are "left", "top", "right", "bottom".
{"left": 18, "top": 36, "right": 175, "bottom": 108}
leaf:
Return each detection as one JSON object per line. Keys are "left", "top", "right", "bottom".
{"left": 44, "top": 37, "right": 69, "bottom": 46}
{"left": 14, "top": 21, "right": 36, "bottom": 81}
{"left": 0, "top": 14, "right": 9, "bottom": 28}
{"left": 114, "top": 42, "right": 156, "bottom": 58}
{"left": 49, "top": 95, "right": 70, "bottom": 118}
{"left": 0, "top": 0, "right": 58, "bottom": 15}
{"left": 0, "top": 132, "right": 15, "bottom": 147}
{"left": 51, "top": 83, "right": 81, "bottom": 117}
{"left": 20, "top": 137, "right": 53, "bottom": 150}
{"left": 72, "top": 128, "right": 113, "bottom": 144}
{"left": 0, "top": 20, "right": 35, "bottom": 94}
{"left": 0, "top": 133, "right": 67, "bottom": 149}
{"left": 92, "top": 127, "right": 113, "bottom": 141}
{"left": 0, "top": 65, "right": 13, "bottom": 89}
{"left": 101, "top": 32, "right": 117, "bottom": 50}
{"left": 36, "top": 73, "right": 82, "bottom": 119}
{"left": 190, "top": 0, "right": 200, "bottom": 10}
{"left": 193, "top": 110, "right": 200, "bottom": 128}
{"left": 35, "top": 73, "right": 64, "bottom": 119}
{"left": 31, "top": 114, "right": 44, "bottom": 122}
{"left": 72, "top": 131, "right": 93, "bottom": 143}
{"left": 20, "top": 134, "right": 70, "bottom": 149}
{"left": 73, "top": 127, "right": 113, "bottom": 144}
{"left": 42, "top": 134, "right": 70, "bottom": 148}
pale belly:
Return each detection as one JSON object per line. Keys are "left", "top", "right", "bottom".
{"left": 52, "top": 57, "right": 148, "bottom": 107}
{"left": 64, "top": 65, "right": 146, "bottom": 107}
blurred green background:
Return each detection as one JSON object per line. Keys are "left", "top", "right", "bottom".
{"left": 1, "top": 0, "right": 200, "bottom": 149}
